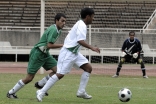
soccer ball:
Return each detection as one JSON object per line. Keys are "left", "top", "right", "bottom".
{"left": 118, "top": 88, "right": 132, "bottom": 102}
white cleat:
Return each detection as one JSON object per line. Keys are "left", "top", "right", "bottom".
{"left": 112, "top": 74, "right": 119, "bottom": 78}
{"left": 143, "top": 75, "right": 148, "bottom": 78}
{"left": 36, "top": 90, "right": 45, "bottom": 102}
{"left": 77, "top": 91, "right": 92, "bottom": 99}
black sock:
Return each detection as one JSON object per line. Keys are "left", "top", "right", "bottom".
{"left": 116, "top": 67, "right": 121, "bottom": 75}
{"left": 142, "top": 70, "right": 146, "bottom": 76}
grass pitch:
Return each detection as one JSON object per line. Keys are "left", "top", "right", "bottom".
{"left": 0, "top": 73, "right": 156, "bottom": 104}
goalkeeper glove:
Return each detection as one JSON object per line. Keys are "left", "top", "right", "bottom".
{"left": 121, "top": 52, "right": 126, "bottom": 57}
{"left": 133, "top": 53, "right": 138, "bottom": 59}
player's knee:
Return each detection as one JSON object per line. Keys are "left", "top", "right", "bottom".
{"left": 56, "top": 73, "right": 64, "bottom": 79}
{"left": 23, "top": 78, "right": 33, "bottom": 84}
{"left": 140, "top": 61, "right": 145, "bottom": 68}
{"left": 23, "top": 74, "right": 35, "bottom": 84}
{"left": 138, "top": 59, "right": 142, "bottom": 64}
{"left": 86, "top": 68, "right": 92, "bottom": 73}
{"left": 49, "top": 71, "right": 56, "bottom": 77}
{"left": 120, "top": 58, "right": 125, "bottom": 63}
{"left": 51, "top": 66, "right": 57, "bottom": 73}
{"left": 83, "top": 67, "right": 92, "bottom": 73}
{"left": 80, "top": 63, "right": 92, "bottom": 73}
{"left": 27, "top": 78, "right": 33, "bottom": 83}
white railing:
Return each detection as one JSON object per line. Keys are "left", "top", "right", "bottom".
{"left": 0, "top": 46, "right": 33, "bottom": 62}
{"left": 0, "top": 46, "right": 156, "bottom": 64}
{"left": 0, "top": 26, "right": 40, "bottom": 31}
{"left": 1, "top": 26, "right": 156, "bottom": 33}
{"left": 143, "top": 9, "right": 156, "bottom": 33}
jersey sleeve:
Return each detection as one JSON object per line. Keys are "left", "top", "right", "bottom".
{"left": 47, "top": 28, "right": 58, "bottom": 44}
{"left": 121, "top": 39, "right": 128, "bottom": 51}
{"left": 76, "top": 23, "right": 86, "bottom": 41}
{"left": 136, "top": 39, "right": 142, "bottom": 52}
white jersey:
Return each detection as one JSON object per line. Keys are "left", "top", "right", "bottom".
{"left": 63, "top": 20, "right": 87, "bottom": 53}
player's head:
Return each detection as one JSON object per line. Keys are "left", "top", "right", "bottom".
{"left": 55, "top": 13, "right": 66, "bottom": 30}
{"left": 80, "top": 8, "right": 94, "bottom": 25}
{"left": 129, "top": 31, "right": 135, "bottom": 40}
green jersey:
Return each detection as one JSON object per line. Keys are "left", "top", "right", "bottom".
{"left": 35, "top": 24, "right": 61, "bottom": 53}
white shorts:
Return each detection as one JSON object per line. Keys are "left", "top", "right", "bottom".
{"left": 57, "top": 47, "right": 88, "bottom": 74}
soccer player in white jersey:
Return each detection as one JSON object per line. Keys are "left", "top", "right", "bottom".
{"left": 36, "top": 7, "right": 100, "bottom": 102}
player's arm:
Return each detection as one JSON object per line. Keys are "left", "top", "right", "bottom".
{"left": 47, "top": 42, "right": 63, "bottom": 49}
{"left": 121, "top": 40, "right": 127, "bottom": 52}
{"left": 137, "top": 40, "right": 142, "bottom": 53}
{"left": 78, "top": 40, "right": 100, "bottom": 53}
{"left": 121, "top": 40, "right": 127, "bottom": 57}
{"left": 133, "top": 39, "right": 142, "bottom": 58}
{"left": 45, "top": 26, "right": 64, "bottom": 49}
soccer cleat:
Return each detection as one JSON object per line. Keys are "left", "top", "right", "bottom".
{"left": 35, "top": 82, "right": 49, "bottom": 96}
{"left": 36, "top": 90, "right": 45, "bottom": 102}
{"left": 143, "top": 75, "right": 148, "bottom": 78}
{"left": 112, "top": 74, "right": 119, "bottom": 78}
{"left": 35, "top": 82, "right": 43, "bottom": 89}
{"left": 7, "top": 92, "right": 18, "bottom": 99}
{"left": 77, "top": 91, "right": 92, "bottom": 99}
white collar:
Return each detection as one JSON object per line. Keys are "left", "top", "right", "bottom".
{"left": 128, "top": 37, "right": 136, "bottom": 43}
{"left": 54, "top": 24, "right": 60, "bottom": 33}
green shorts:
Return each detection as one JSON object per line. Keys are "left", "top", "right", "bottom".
{"left": 27, "top": 47, "right": 57, "bottom": 74}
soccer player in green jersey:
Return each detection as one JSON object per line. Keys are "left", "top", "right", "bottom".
{"left": 7, "top": 13, "right": 66, "bottom": 99}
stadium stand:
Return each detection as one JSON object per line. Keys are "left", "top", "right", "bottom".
{"left": 0, "top": 41, "right": 12, "bottom": 49}
{"left": 0, "top": 0, "right": 40, "bottom": 27}
{"left": 0, "top": 0, "right": 156, "bottom": 62}
{"left": 0, "top": 0, "right": 155, "bottom": 28}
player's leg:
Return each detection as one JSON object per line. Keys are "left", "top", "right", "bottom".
{"left": 112, "top": 57, "right": 125, "bottom": 77}
{"left": 36, "top": 74, "right": 61, "bottom": 102}
{"left": 36, "top": 47, "right": 74, "bottom": 102}
{"left": 35, "top": 71, "right": 55, "bottom": 89}
{"left": 7, "top": 47, "right": 45, "bottom": 99}
{"left": 34, "top": 71, "right": 55, "bottom": 96}
{"left": 138, "top": 58, "right": 148, "bottom": 78}
{"left": 7, "top": 74, "right": 35, "bottom": 99}
{"left": 75, "top": 53, "right": 92, "bottom": 99}
{"left": 137, "top": 53, "right": 148, "bottom": 78}
{"left": 35, "top": 71, "right": 55, "bottom": 87}
{"left": 35, "top": 56, "right": 57, "bottom": 90}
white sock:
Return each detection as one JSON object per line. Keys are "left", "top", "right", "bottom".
{"left": 38, "top": 74, "right": 50, "bottom": 87}
{"left": 77, "top": 71, "right": 90, "bottom": 93}
{"left": 9, "top": 79, "right": 25, "bottom": 94}
{"left": 40, "top": 74, "right": 59, "bottom": 93}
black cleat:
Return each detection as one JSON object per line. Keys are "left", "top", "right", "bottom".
{"left": 34, "top": 82, "right": 49, "bottom": 96}
{"left": 45, "top": 92, "right": 48, "bottom": 96}
{"left": 7, "top": 92, "right": 18, "bottom": 99}
{"left": 35, "top": 82, "right": 43, "bottom": 89}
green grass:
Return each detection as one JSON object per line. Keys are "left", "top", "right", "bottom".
{"left": 0, "top": 73, "right": 156, "bottom": 104}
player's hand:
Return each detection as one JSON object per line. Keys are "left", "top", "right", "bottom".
{"left": 133, "top": 53, "right": 138, "bottom": 58}
{"left": 91, "top": 47, "right": 100, "bottom": 53}
{"left": 121, "top": 52, "right": 126, "bottom": 57}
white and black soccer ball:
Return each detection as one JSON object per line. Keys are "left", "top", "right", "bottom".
{"left": 118, "top": 88, "right": 132, "bottom": 102}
